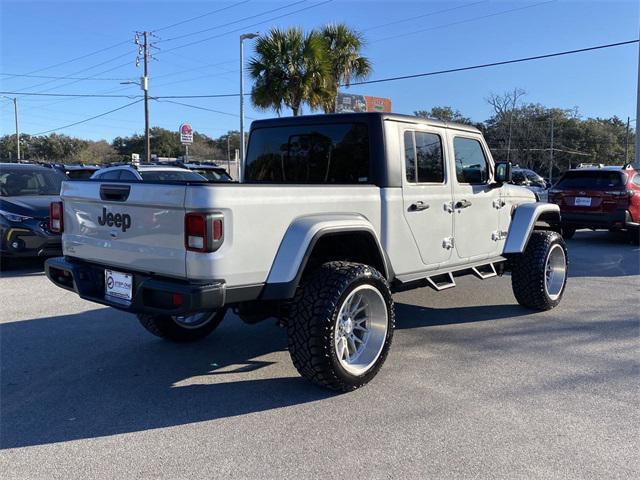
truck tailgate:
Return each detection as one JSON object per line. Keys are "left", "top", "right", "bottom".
{"left": 61, "top": 181, "right": 187, "bottom": 278}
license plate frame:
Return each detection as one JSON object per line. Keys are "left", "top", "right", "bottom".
{"left": 105, "top": 269, "right": 133, "bottom": 302}
{"left": 574, "top": 197, "right": 591, "bottom": 207}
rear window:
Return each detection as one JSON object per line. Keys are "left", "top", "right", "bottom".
{"left": 66, "top": 169, "right": 97, "bottom": 180}
{"left": 556, "top": 171, "right": 625, "bottom": 190}
{"left": 193, "top": 169, "right": 232, "bottom": 182}
{"left": 244, "top": 123, "right": 370, "bottom": 184}
{"left": 139, "top": 170, "right": 206, "bottom": 182}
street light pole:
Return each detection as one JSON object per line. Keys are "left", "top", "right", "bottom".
{"left": 239, "top": 32, "right": 258, "bottom": 182}
{"left": 2, "top": 96, "right": 19, "bottom": 160}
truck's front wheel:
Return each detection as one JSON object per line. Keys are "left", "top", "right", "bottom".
{"left": 137, "top": 309, "right": 226, "bottom": 342}
{"left": 511, "top": 231, "right": 568, "bottom": 310}
{"left": 287, "top": 261, "right": 394, "bottom": 392}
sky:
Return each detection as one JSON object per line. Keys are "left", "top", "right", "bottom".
{"left": 0, "top": 0, "right": 638, "bottom": 142}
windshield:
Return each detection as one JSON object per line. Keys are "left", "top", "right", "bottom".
{"left": 192, "top": 169, "right": 232, "bottom": 182}
{"left": 0, "top": 167, "right": 65, "bottom": 196}
{"left": 139, "top": 169, "right": 207, "bottom": 182}
{"left": 556, "top": 171, "right": 625, "bottom": 190}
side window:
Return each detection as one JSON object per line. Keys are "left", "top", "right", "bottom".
{"left": 404, "top": 130, "right": 444, "bottom": 183}
{"left": 118, "top": 170, "right": 138, "bottom": 181}
{"left": 453, "top": 137, "right": 489, "bottom": 184}
{"left": 404, "top": 131, "right": 416, "bottom": 182}
{"left": 633, "top": 174, "right": 640, "bottom": 187}
{"left": 99, "top": 170, "right": 121, "bottom": 180}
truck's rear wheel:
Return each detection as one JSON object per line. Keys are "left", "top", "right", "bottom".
{"left": 511, "top": 231, "right": 568, "bottom": 310}
{"left": 137, "top": 309, "right": 226, "bottom": 342}
{"left": 287, "top": 261, "right": 394, "bottom": 392}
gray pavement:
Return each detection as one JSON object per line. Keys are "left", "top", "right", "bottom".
{"left": 1, "top": 230, "right": 638, "bottom": 479}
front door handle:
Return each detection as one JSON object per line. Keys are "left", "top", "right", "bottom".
{"left": 455, "top": 199, "right": 472, "bottom": 209}
{"left": 409, "top": 201, "right": 430, "bottom": 212}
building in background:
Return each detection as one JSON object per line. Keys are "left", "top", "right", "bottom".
{"left": 335, "top": 93, "right": 392, "bottom": 113}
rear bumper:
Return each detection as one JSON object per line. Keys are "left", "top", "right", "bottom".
{"left": 45, "top": 257, "right": 225, "bottom": 315}
{"left": 560, "top": 209, "right": 635, "bottom": 230}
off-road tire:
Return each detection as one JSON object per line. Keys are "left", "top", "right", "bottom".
{"left": 561, "top": 225, "right": 576, "bottom": 240}
{"left": 511, "top": 231, "right": 568, "bottom": 310}
{"left": 287, "top": 261, "right": 394, "bottom": 392}
{"left": 137, "top": 309, "right": 227, "bottom": 342}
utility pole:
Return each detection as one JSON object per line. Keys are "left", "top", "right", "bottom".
{"left": 549, "top": 116, "right": 554, "bottom": 182}
{"left": 625, "top": 116, "right": 630, "bottom": 164}
{"left": 1, "top": 96, "right": 19, "bottom": 160}
{"left": 142, "top": 32, "right": 150, "bottom": 163}
{"left": 134, "top": 32, "right": 152, "bottom": 163}
{"left": 635, "top": 31, "right": 639, "bottom": 167}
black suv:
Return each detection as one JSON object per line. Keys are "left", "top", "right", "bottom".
{"left": 0, "top": 163, "right": 65, "bottom": 266}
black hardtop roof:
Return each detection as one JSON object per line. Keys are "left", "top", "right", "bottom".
{"left": 250, "top": 112, "right": 480, "bottom": 133}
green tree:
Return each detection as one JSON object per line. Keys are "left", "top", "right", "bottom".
{"left": 248, "top": 27, "right": 329, "bottom": 116}
{"left": 319, "top": 23, "right": 372, "bottom": 113}
{"left": 414, "top": 106, "right": 475, "bottom": 125}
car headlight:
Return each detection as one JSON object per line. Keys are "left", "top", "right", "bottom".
{"left": 0, "top": 209, "right": 33, "bottom": 222}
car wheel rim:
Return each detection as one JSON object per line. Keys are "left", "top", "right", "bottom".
{"left": 172, "top": 312, "right": 212, "bottom": 329}
{"left": 544, "top": 244, "right": 566, "bottom": 300}
{"left": 334, "top": 284, "right": 388, "bottom": 376}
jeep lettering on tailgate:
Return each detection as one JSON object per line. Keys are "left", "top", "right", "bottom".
{"left": 98, "top": 207, "right": 131, "bottom": 232}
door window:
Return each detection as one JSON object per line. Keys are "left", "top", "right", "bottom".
{"left": 404, "top": 130, "right": 444, "bottom": 183}
{"left": 453, "top": 137, "right": 489, "bottom": 184}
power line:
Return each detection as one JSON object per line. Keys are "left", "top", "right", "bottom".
{"left": 362, "top": 1, "right": 487, "bottom": 32}
{"left": 0, "top": 72, "right": 134, "bottom": 81}
{"left": 0, "top": 40, "right": 131, "bottom": 81}
{"left": 153, "top": 0, "right": 252, "bottom": 33}
{"left": 4, "top": 39, "right": 637, "bottom": 101}
{"left": 372, "top": 0, "right": 556, "bottom": 44}
{"left": 154, "top": 99, "right": 252, "bottom": 119}
{"left": 347, "top": 39, "right": 640, "bottom": 86}
{"left": 158, "top": 0, "right": 307, "bottom": 43}
{"left": 160, "top": 0, "right": 334, "bottom": 54}
{"left": 14, "top": 51, "right": 135, "bottom": 93}
{"left": 31, "top": 99, "right": 143, "bottom": 135}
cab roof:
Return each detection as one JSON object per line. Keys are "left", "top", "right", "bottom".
{"left": 249, "top": 112, "right": 480, "bottom": 134}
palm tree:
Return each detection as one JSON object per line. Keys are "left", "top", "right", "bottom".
{"left": 319, "top": 23, "right": 372, "bottom": 113}
{"left": 248, "top": 27, "right": 329, "bottom": 116}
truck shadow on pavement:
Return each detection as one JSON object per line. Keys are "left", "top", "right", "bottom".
{"left": 0, "top": 309, "right": 334, "bottom": 449}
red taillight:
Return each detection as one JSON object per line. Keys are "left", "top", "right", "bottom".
{"left": 184, "top": 212, "right": 224, "bottom": 252}
{"left": 185, "top": 213, "right": 207, "bottom": 252}
{"left": 49, "top": 201, "right": 63, "bottom": 233}
{"left": 212, "top": 219, "right": 223, "bottom": 241}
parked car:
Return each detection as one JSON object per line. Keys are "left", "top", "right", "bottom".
{"left": 91, "top": 164, "right": 207, "bottom": 182}
{"left": 179, "top": 162, "right": 233, "bottom": 182}
{"left": 45, "top": 112, "right": 566, "bottom": 392}
{"left": 548, "top": 164, "right": 639, "bottom": 242}
{"left": 60, "top": 164, "right": 100, "bottom": 180}
{"left": 0, "top": 163, "right": 65, "bottom": 267}
{"left": 511, "top": 167, "right": 549, "bottom": 202}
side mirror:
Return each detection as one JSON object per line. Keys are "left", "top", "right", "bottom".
{"left": 494, "top": 161, "right": 512, "bottom": 185}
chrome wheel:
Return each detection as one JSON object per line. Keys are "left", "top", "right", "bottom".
{"left": 544, "top": 244, "right": 567, "bottom": 300}
{"left": 334, "top": 284, "right": 388, "bottom": 376}
{"left": 172, "top": 312, "right": 214, "bottom": 329}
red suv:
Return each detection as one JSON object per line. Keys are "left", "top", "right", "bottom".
{"left": 548, "top": 165, "right": 640, "bottom": 242}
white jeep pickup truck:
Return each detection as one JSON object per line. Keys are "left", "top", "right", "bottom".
{"left": 45, "top": 112, "right": 567, "bottom": 391}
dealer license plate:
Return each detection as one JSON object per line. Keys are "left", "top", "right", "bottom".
{"left": 574, "top": 197, "right": 591, "bottom": 207}
{"left": 105, "top": 269, "right": 132, "bottom": 301}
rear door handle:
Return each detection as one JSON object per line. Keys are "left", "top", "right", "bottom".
{"left": 455, "top": 199, "right": 472, "bottom": 209}
{"left": 409, "top": 201, "right": 430, "bottom": 212}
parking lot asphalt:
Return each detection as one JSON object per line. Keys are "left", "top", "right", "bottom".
{"left": 1, "top": 230, "right": 638, "bottom": 479}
